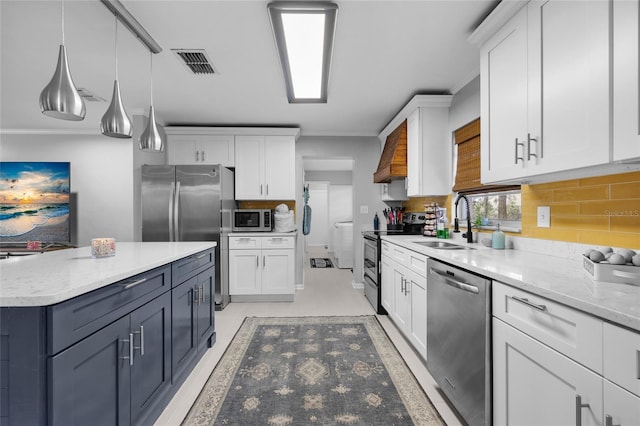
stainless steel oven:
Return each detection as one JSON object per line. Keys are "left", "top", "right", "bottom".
{"left": 363, "top": 234, "right": 380, "bottom": 313}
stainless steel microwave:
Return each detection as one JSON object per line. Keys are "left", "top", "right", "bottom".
{"left": 232, "top": 209, "right": 273, "bottom": 232}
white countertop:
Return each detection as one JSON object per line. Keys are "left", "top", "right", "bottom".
{"left": 229, "top": 231, "right": 297, "bottom": 237}
{"left": 0, "top": 242, "right": 216, "bottom": 307}
{"left": 381, "top": 235, "right": 640, "bottom": 332}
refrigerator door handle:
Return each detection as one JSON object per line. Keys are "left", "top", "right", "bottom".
{"left": 168, "top": 182, "right": 175, "bottom": 242}
{"left": 174, "top": 181, "right": 181, "bottom": 241}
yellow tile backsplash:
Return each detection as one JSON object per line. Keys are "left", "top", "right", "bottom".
{"left": 401, "top": 171, "right": 639, "bottom": 248}
{"left": 522, "top": 171, "right": 640, "bottom": 248}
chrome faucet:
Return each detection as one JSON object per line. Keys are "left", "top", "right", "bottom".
{"left": 453, "top": 193, "right": 473, "bottom": 243}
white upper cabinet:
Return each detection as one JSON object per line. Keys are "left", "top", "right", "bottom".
{"left": 235, "top": 135, "right": 296, "bottom": 200}
{"left": 479, "top": 0, "right": 613, "bottom": 184}
{"left": 166, "top": 133, "right": 235, "bottom": 166}
{"left": 378, "top": 95, "right": 452, "bottom": 197}
{"left": 613, "top": 0, "right": 640, "bottom": 162}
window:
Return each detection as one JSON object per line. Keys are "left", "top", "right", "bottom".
{"left": 458, "top": 190, "right": 522, "bottom": 232}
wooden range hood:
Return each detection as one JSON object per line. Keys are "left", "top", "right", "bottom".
{"left": 373, "top": 119, "right": 407, "bottom": 183}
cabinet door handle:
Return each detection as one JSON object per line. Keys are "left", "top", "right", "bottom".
{"left": 266, "top": 184, "right": 269, "bottom": 196}
{"left": 195, "top": 150, "right": 199, "bottom": 162}
{"left": 514, "top": 138, "right": 524, "bottom": 164}
{"left": 201, "top": 150, "right": 205, "bottom": 162}
{"left": 133, "top": 326, "right": 144, "bottom": 356}
{"left": 527, "top": 133, "right": 538, "bottom": 160}
{"left": 263, "top": 256, "right": 266, "bottom": 269}
{"left": 510, "top": 295, "right": 547, "bottom": 311}
{"left": 121, "top": 333, "right": 134, "bottom": 366}
{"left": 605, "top": 415, "right": 620, "bottom": 426}
{"left": 193, "top": 286, "right": 200, "bottom": 304}
{"left": 256, "top": 256, "right": 259, "bottom": 268}
{"left": 575, "top": 395, "right": 590, "bottom": 426}
{"left": 200, "top": 285, "right": 205, "bottom": 304}
{"left": 121, "top": 278, "right": 147, "bottom": 290}
{"left": 260, "top": 184, "right": 263, "bottom": 195}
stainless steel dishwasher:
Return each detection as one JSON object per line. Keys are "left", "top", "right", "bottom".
{"left": 426, "top": 258, "right": 491, "bottom": 426}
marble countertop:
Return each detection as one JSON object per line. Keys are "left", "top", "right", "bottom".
{"left": 229, "top": 231, "right": 297, "bottom": 237}
{"left": 0, "top": 242, "right": 216, "bottom": 307}
{"left": 381, "top": 235, "right": 640, "bottom": 332}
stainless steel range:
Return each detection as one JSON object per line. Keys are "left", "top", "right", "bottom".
{"left": 362, "top": 212, "right": 426, "bottom": 314}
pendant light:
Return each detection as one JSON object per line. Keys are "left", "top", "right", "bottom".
{"left": 101, "top": 14, "right": 132, "bottom": 138}
{"left": 139, "top": 52, "right": 164, "bottom": 151}
{"left": 39, "top": 1, "right": 86, "bottom": 121}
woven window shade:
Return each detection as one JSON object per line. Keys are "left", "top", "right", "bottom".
{"left": 452, "top": 118, "right": 519, "bottom": 194}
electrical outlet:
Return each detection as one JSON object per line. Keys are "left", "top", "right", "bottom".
{"left": 537, "top": 206, "right": 550, "bottom": 228}
{"left": 360, "top": 205, "right": 369, "bottom": 214}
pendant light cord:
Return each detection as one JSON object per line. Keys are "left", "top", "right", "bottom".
{"left": 149, "top": 52, "right": 154, "bottom": 106}
{"left": 114, "top": 14, "right": 118, "bottom": 79}
{"left": 61, "top": 0, "right": 65, "bottom": 45}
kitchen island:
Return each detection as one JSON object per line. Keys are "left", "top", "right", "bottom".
{"left": 0, "top": 242, "right": 216, "bottom": 426}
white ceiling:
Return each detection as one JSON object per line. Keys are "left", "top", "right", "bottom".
{"left": 0, "top": 0, "right": 498, "bottom": 138}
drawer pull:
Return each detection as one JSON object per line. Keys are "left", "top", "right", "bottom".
{"left": 133, "top": 326, "right": 144, "bottom": 356}
{"left": 121, "top": 278, "right": 148, "bottom": 290}
{"left": 195, "top": 253, "right": 207, "bottom": 259}
{"left": 605, "top": 415, "right": 620, "bottom": 426}
{"left": 637, "top": 350, "right": 640, "bottom": 379}
{"left": 511, "top": 295, "right": 547, "bottom": 311}
{"left": 121, "top": 333, "right": 134, "bottom": 366}
{"left": 575, "top": 395, "right": 590, "bottom": 426}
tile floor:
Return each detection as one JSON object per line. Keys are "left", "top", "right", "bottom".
{"left": 155, "top": 247, "right": 464, "bottom": 425}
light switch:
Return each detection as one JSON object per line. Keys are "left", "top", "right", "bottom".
{"left": 537, "top": 206, "right": 550, "bottom": 228}
{"left": 360, "top": 205, "right": 369, "bottom": 214}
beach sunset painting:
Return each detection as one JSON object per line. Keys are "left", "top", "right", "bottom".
{"left": 0, "top": 162, "right": 70, "bottom": 243}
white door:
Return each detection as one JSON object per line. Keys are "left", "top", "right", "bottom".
{"left": 262, "top": 249, "right": 294, "bottom": 294}
{"left": 305, "top": 182, "right": 329, "bottom": 248}
{"left": 493, "top": 318, "right": 603, "bottom": 426}
{"left": 604, "top": 380, "right": 640, "bottom": 426}
{"left": 200, "top": 135, "right": 235, "bottom": 166}
{"left": 167, "top": 135, "right": 199, "bottom": 165}
{"left": 264, "top": 136, "right": 295, "bottom": 199}
{"left": 327, "top": 184, "right": 352, "bottom": 253}
{"left": 480, "top": 5, "right": 529, "bottom": 183}
{"left": 408, "top": 270, "right": 427, "bottom": 360}
{"left": 531, "top": 0, "right": 610, "bottom": 174}
{"left": 235, "top": 136, "right": 263, "bottom": 199}
{"left": 228, "top": 250, "right": 261, "bottom": 295}
{"left": 380, "top": 255, "right": 394, "bottom": 314}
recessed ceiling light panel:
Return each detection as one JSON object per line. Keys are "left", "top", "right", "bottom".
{"left": 268, "top": 2, "right": 338, "bottom": 103}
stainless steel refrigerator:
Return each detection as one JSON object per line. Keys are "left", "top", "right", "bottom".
{"left": 141, "top": 164, "right": 236, "bottom": 310}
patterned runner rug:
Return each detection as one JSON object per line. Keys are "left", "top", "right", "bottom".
{"left": 182, "top": 316, "right": 444, "bottom": 425}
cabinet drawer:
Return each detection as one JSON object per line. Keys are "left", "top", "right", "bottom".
{"left": 381, "top": 241, "right": 392, "bottom": 257}
{"left": 389, "top": 244, "right": 407, "bottom": 263}
{"left": 262, "top": 236, "right": 294, "bottom": 249}
{"left": 604, "top": 322, "right": 640, "bottom": 397}
{"left": 172, "top": 249, "right": 215, "bottom": 286}
{"left": 229, "top": 236, "right": 261, "bottom": 249}
{"left": 48, "top": 265, "right": 171, "bottom": 355}
{"left": 492, "top": 281, "right": 603, "bottom": 373}
{"left": 406, "top": 251, "right": 427, "bottom": 277}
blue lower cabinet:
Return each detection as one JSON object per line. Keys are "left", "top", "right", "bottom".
{"left": 130, "top": 292, "right": 172, "bottom": 426}
{"left": 49, "top": 292, "right": 172, "bottom": 426}
{"left": 50, "top": 315, "right": 132, "bottom": 426}
{"left": 172, "top": 267, "right": 215, "bottom": 384}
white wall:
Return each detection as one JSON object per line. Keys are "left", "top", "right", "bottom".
{"left": 0, "top": 114, "right": 166, "bottom": 246}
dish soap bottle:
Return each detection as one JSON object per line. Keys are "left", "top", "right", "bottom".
{"left": 373, "top": 212, "right": 379, "bottom": 231}
{"left": 492, "top": 223, "right": 505, "bottom": 249}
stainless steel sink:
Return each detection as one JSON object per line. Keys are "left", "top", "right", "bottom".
{"left": 412, "top": 241, "right": 474, "bottom": 250}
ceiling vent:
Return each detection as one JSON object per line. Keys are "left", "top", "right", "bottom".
{"left": 172, "top": 49, "right": 216, "bottom": 75}
{"left": 76, "top": 88, "right": 106, "bottom": 102}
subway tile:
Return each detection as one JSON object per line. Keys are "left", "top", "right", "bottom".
{"left": 611, "top": 182, "right": 640, "bottom": 200}
{"left": 551, "top": 215, "right": 609, "bottom": 231}
{"left": 610, "top": 216, "right": 640, "bottom": 233}
{"left": 524, "top": 227, "right": 578, "bottom": 242}
{"left": 528, "top": 179, "right": 578, "bottom": 191}
{"left": 549, "top": 203, "right": 579, "bottom": 216}
{"left": 553, "top": 186, "right": 609, "bottom": 202}
{"left": 578, "top": 171, "right": 640, "bottom": 187}
{"left": 579, "top": 199, "right": 640, "bottom": 216}
{"left": 522, "top": 189, "right": 553, "bottom": 204}
{"left": 576, "top": 230, "right": 640, "bottom": 249}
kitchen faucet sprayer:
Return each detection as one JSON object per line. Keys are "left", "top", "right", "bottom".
{"left": 453, "top": 193, "right": 473, "bottom": 243}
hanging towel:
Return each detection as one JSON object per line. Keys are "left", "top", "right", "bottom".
{"left": 303, "top": 184, "right": 311, "bottom": 235}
